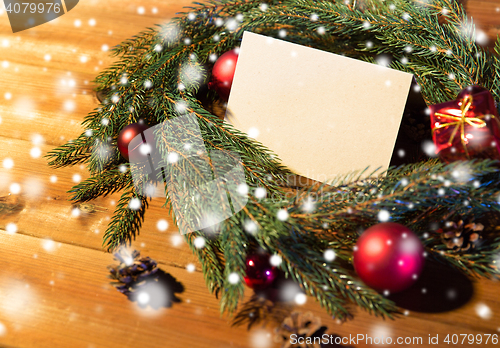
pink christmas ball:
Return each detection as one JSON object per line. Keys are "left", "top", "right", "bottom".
{"left": 353, "top": 222, "right": 425, "bottom": 293}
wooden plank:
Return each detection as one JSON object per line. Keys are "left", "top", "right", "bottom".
{"left": 0, "top": 232, "right": 499, "bottom": 348}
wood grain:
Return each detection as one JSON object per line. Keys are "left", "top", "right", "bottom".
{"left": 0, "top": 1, "right": 499, "bottom": 347}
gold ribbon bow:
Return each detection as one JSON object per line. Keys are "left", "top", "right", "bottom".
{"left": 432, "top": 95, "right": 494, "bottom": 158}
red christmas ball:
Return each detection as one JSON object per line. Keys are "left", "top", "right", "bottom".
{"left": 243, "top": 253, "right": 277, "bottom": 290}
{"left": 117, "top": 122, "right": 150, "bottom": 161}
{"left": 353, "top": 222, "right": 425, "bottom": 293}
{"left": 209, "top": 49, "right": 239, "bottom": 101}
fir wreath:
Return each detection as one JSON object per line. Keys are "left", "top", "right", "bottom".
{"left": 46, "top": 0, "right": 500, "bottom": 318}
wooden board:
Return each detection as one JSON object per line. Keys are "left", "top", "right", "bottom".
{"left": 0, "top": 0, "right": 499, "bottom": 347}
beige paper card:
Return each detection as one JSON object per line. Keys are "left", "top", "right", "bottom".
{"left": 226, "top": 31, "right": 414, "bottom": 183}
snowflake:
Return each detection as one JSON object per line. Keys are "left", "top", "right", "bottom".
{"left": 294, "top": 293, "right": 307, "bottom": 305}
{"left": 276, "top": 209, "right": 288, "bottom": 221}
{"left": 6, "top": 223, "right": 17, "bottom": 235}
{"left": 378, "top": 209, "right": 390, "bottom": 222}
{"left": 101, "top": 44, "right": 109, "bottom": 52}
{"left": 301, "top": 196, "right": 315, "bottom": 213}
{"left": 143, "top": 80, "right": 153, "bottom": 89}
{"left": 366, "top": 41, "right": 373, "bottom": 48}
{"left": 128, "top": 198, "right": 141, "bottom": 210}
{"left": 42, "top": 238, "right": 56, "bottom": 252}
{"left": 186, "top": 264, "right": 196, "bottom": 272}
{"left": 259, "top": 3, "right": 268, "bottom": 11}
{"left": 232, "top": 183, "right": 248, "bottom": 197}
{"left": 363, "top": 21, "right": 371, "bottom": 29}
{"left": 228, "top": 272, "right": 240, "bottom": 284}
{"left": 441, "top": 7, "right": 449, "bottom": 15}
{"left": 80, "top": 56, "right": 88, "bottom": 63}
{"left": 63, "top": 100, "right": 76, "bottom": 112}
{"left": 225, "top": 18, "right": 238, "bottom": 31}
{"left": 157, "top": 219, "right": 169, "bottom": 232}
{"left": 71, "top": 207, "right": 80, "bottom": 217}
{"left": 194, "top": 236, "right": 205, "bottom": 249}
{"left": 422, "top": 140, "right": 437, "bottom": 157}
{"left": 4, "top": 92, "right": 12, "bottom": 100}
{"left": 209, "top": 53, "right": 217, "bottom": 62}
{"left": 50, "top": 175, "right": 57, "bottom": 183}
{"left": 254, "top": 187, "right": 267, "bottom": 199}
{"left": 10, "top": 183, "right": 21, "bottom": 194}
{"left": 401, "top": 57, "right": 408, "bottom": 65}
{"left": 376, "top": 55, "right": 391, "bottom": 67}
{"left": 44, "top": 54, "right": 51, "bottom": 61}
{"left": 475, "top": 29, "right": 488, "bottom": 45}
{"left": 167, "top": 152, "right": 179, "bottom": 163}
{"left": 278, "top": 29, "right": 287, "bottom": 38}
{"left": 317, "top": 26, "right": 326, "bottom": 35}
{"left": 404, "top": 45, "right": 413, "bottom": 53}
{"left": 170, "top": 234, "right": 183, "bottom": 247}
{"left": 3, "top": 158, "right": 13, "bottom": 169}
{"left": 244, "top": 220, "right": 258, "bottom": 234}
{"left": 324, "top": 249, "right": 336, "bottom": 262}
{"left": 215, "top": 18, "right": 224, "bottom": 27}
{"left": 270, "top": 254, "right": 282, "bottom": 266}
{"left": 398, "top": 149, "right": 405, "bottom": 157}
{"left": 448, "top": 73, "right": 455, "bottom": 80}
{"left": 175, "top": 101, "right": 187, "bottom": 113}
{"left": 137, "top": 6, "right": 145, "bottom": 15}
{"left": 247, "top": 127, "right": 259, "bottom": 138}
{"left": 88, "top": 18, "right": 96, "bottom": 26}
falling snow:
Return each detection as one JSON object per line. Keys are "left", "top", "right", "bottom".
{"left": 276, "top": 209, "right": 288, "bottom": 221}
{"left": 3, "top": 158, "right": 13, "bottom": 169}
{"left": 157, "top": 219, "right": 169, "bottom": 232}
{"left": 10, "top": 183, "right": 21, "bottom": 194}
{"left": 269, "top": 254, "right": 282, "bottom": 266}
{"left": 194, "top": 236, "right": 205, "bottom": 249}
{"left": 228, "top": 272, "right": 240, "bottom": 284}
{"left": 6, "top": 223, "right": 17, "bottom": 235}
{"left": 128, "top": 198, "right": 142, "bottom": 210}
{"left": 294, "top": 293, "right": 307, "bottom": 305}
{"left": 422, "top": 140, "right": 437, "bottom": 157}
{"left": 378, "top": 209, "right": 390, "bottom": 222}
{"left": 324, "top": 249, "right": 336, "bottom": 262}
{"left": 244, "top": 219, "right": 258, "bottom": 234}
{"left": 475, "top": 303, "right": 492, "bottom": 319}
{"left": 42, "top": 238, "right": 56, "bottom": 252}
{"left": 254, "top": 187, "right": 267, "bottom": 199}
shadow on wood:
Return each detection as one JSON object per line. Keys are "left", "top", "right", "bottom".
{"left": 388, "top": 260, "right": 473, "bottom": 313}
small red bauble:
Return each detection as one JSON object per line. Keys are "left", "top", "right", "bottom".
{"left": 117, "top": 122, "right": 150, "bottom": 161}
{"left": 243, "top": 253, "right": 277, "bottom": 290}
{"left": 353, "top": 222, "right": 425, "bottom": 293}
{"left": 208, "top": 48, "right": 239, "bottom": 101}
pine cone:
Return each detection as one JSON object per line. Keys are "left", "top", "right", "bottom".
{"left": 274, "top": 311, "right": 322, "bottom": 348}
{"left": 108, "top": 249, "right": 158, "bottom": 295}
{"left": 438, "top": 219, "right": 484, "bottom": 252}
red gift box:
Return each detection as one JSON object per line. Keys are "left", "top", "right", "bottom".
{"left": 430, "top": 88, "right": 500, "bottom": 163}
